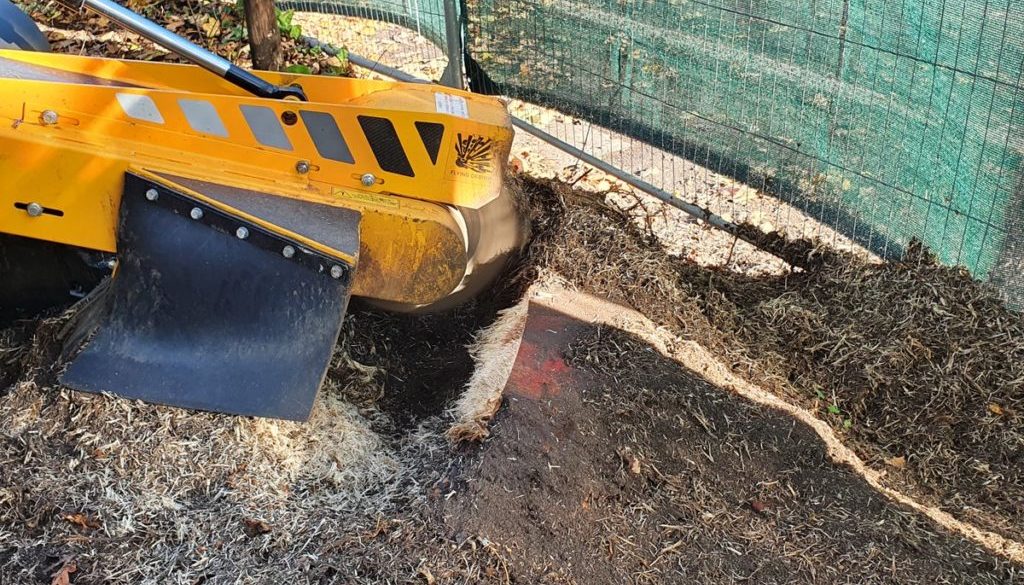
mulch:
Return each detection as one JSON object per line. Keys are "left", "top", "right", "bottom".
{"left": 519, "top": 176, "right": 1024, "bottom": 543}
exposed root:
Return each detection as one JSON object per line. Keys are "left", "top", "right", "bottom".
{"left": 447, "top": 297, "right": 530, "bottom": 443}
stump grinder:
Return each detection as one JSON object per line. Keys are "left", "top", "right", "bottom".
{"left": 0, "top": 0, "right": 526, "bottom": 420}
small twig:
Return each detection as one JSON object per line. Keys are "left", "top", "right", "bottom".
{"left": 568, "top": 167, "right": 592, "bottom": 187}
{"left": 723, "top": 234, "right": 739, "bottom": 268}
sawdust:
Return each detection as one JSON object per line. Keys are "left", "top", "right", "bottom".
{"left": 0, "top": 305, "right": 515, "bottom": 583}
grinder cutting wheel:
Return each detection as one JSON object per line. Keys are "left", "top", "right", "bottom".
{"left": 0, "top": 0, "right": 527, "bottom": 420}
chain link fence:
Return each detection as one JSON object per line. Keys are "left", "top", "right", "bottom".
{"left": 286, "top": 0, "right": 1024, "bottom": 306}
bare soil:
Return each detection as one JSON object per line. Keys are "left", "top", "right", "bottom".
{"left": 444, "top": 309, "right": 1016, "bottom": 583}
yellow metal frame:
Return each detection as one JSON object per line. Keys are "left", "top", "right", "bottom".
{"left": 0, "top": 51, "right": 513, "bottom": 305}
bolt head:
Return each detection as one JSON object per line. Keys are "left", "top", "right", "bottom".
{"left": 330, "top": 265, "right": 344, "bottom": 279}
{"left": 145, "top": 188, "right": 159, "bottom": 201}
{"left": 236, "top": 226, "right": 249, "bottom": 239}
{"left": 190, "top": 207, "right": 204, "bottom": 220}
{"left": 25, "top": 202, "right": 43, "bottom": 217}
{"left": 295, "top": 160, "right": 311, "bottom": 174}
{"left": 40, "top": 110, "right": 58, "bottom": 125}
{"left": 360, "top": 173, "right": 377, "bottom": 187}
{"left": 282, "top": 245, "right": 296, "bottom": 258}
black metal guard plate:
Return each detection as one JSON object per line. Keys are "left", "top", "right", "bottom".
{"left": 60, "top": 172, "right": 358, "bottom": 421}
{"left": 153, "top": 172, "right": 360, "bottom": 266}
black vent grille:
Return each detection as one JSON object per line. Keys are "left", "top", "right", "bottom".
{"left": 415, "top": 121, "right": 445, "bottom": 165}
{"left": 357, "top": 116, "right": 414, "bottom": 177}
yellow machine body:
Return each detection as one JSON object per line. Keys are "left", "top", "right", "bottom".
{"left": 0, "top": 50, "right": 514, "bottom": 306}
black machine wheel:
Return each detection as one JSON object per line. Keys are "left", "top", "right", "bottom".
{"left": 0, "top": 4, "right": 106, "bottom": 326}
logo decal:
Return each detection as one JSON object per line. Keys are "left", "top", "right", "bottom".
{"left": 455, "top": 133, "right": 493, "bottom": 174}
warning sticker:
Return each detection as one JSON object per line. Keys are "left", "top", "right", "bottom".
{"left": 435, "top": 92, "right": 469, "bottom": 119}
{"left": 332, "top": 188, "right": 400, "bottom": 209}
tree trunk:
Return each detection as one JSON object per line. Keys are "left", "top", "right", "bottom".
{"left": 243, "top": 0, "right": 282, "bottom": 71}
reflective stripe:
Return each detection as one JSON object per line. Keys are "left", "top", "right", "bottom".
{"left": 299, "top": 110, "right": 354, "bottom": 164}
{"left": 179, "top": 99, "right": 228, "bottom": 137}
{"left": 116, "top": 93, "right": 164, "bottom": 124}
{"left": 240, "top": 105, "right": 292, "bottom": 151}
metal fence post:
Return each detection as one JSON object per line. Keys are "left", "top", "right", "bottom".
{"left": 439, "top": 0, "right": 464, "bottom": 89}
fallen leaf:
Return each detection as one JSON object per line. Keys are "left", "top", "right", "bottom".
{"left": 63, "top": 513, "right": 100, "bottom": 530}
{"left": 508, "top": 156, "right": 526, "bottom": 174}
{"left": 629, "top": 457, "right": 642, "bottom": 475}
{"left": 618, "top": 447, "right": 642, "bottom": 475}
{"left": 751, "top": 500, "right": 768, "bottom": 513}
{"left": 988, "top": 403, "right": 1004, "bottom": 416}
{"left": 51, "top": 561, "right": 76, "bottom": 585}
{"left": 199, "top": 16, "right": 220, "bottom": 38}
{"left": 885, "top": 456, "right": 907, "bottom": 469}
{"left": 242, "top": 518, "right": 272, "bottom": 537}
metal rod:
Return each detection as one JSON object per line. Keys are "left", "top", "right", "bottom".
{"left": 80, "top": 0, "right": 231, "bottom": 74}
{"left": 441, "top": 0, "right": 465, "bottom": 90}
{"left": 508, "top": 118, "right": 740, "bottom": 235}
{"left": 298, "top": 39, "right": 430, "bottom": 85}
{"left": 69, "top": 0, "right": 306, "bottom": 100}
{"left": 345, "top": 52, "right": 429, "bottom": 84}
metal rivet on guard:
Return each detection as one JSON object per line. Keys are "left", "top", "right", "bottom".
{"left": 282, "top": 245, "right": 296, "bottom": 258}
{"left": 190, "top": 207, "right": 204, "bottom": 220}
{"left": 295, "top": 160, "right": 310, "bottom": 174}
{"left": 40, "top": 110, "right": 59, "bottom": 125}
{"left": 145, "top": 188, "right": 159, "bottom": 201}
{"left": 360, "top": 173, "right": 377, "bottom": 187}
{"left": 25, "top": 202, "right": 43, "bottom": 217}
{"left": 330, "top": 265, "right": 344, "bottom": 279}
{"left": 236, "top": 227, "right": 249, "bottom": 239}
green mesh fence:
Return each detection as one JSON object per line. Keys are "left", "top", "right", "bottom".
{"left": 290, "top": 0, "right": 1024, "bottom": 305}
